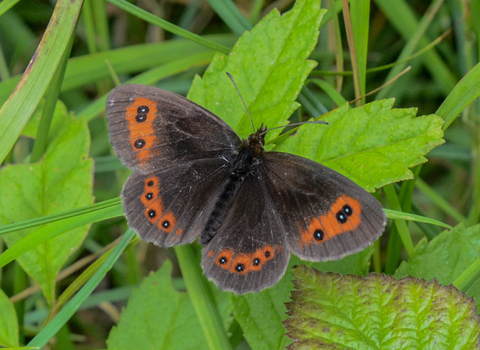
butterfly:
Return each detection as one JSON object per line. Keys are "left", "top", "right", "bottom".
{"left": 106, "top": 83, "right": 387, "bottom": 294}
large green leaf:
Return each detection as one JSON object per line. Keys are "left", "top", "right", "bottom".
{"left": 285, "top": 267, "right": 480, "bottom": 349}
{"left": 231, "top": 249, "right": 374, "bottom": 350}
{"left": 395, "top": 224, "right": 480, "bottom": 304}
{"left": 107, "top": 261, "right": 231, "bottom": 349}
{"left": 187, "top": 0, "right": 325, "bottom": 139}
{"left": 0, "top": 102, "right": 94, "bottom": 305}
{"left": 0, "top": 289, "right": 18, "bottom": 348}
{"left": 275, "top": 100, "right": 445, "bottom": 191}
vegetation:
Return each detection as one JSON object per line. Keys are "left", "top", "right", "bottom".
{"left": 0, "top": 0, "right": 480, "bottom": 348}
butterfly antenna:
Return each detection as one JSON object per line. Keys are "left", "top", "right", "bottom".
{"left": 226, "top": 72, "right": 256, "bottom": 133}
{"left": 267, "top": 120, "right": 328, "bottom": 132}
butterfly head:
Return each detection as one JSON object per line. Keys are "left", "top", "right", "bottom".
{"left": 246, "top": 124, "right": 267, "bottom": 157}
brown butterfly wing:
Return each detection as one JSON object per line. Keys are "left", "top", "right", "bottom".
{"left": 201, "top": 170, "right": 290, "bottom": 294}
{"left": 107, "top": 84, "right": 241, "bottom": 246}
{"left": 262, "top": 152, "right": 386, "bottom": 261}
{"left": 106, "top": 84, "right": 241, "bottom": 174}
{"left": 122, "top": 160, "right": 231, "bottom": 246}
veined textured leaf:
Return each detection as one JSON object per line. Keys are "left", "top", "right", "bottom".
{"left": 187, "top": 0, "right": 324, "bottom": 140}
{"left": 0, "top": 101, "right": 94, "bottom": 304}
{"left": 107, "top": 260, "right": 231, "bottom": 349}
{"left": 395, "top": 224, "right": 480, "bottom": 305}
{"left": 232, "top": 250, "right": 374, "bottom": 350}
{"left": 285, "top": 267, "right": 480, "bottom": 349}
{"left": 275, "top": 100, "right": 445, "bottom": 192}
{"left": 0, "top": 289, "right": 18, "bottom": 348}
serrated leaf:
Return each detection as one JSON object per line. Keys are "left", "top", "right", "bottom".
{"left": 395, "top": 224, "right": 480, "bottom": 304}
{"left": 0, "top": 288, "right": 18, "bottom": 348}
{"left": 312, "top": 245, "right": 373, "bottom": 276}
{"left": 0, "top": 101, "right": 94, "bottom": 304}
{"left": 232, "top": 249, "right": 374, "bottom": 350}
{"left": 285, "top": 266, "right": 480, "bottom": 349}
{"left": 107, "top": 260, "right": 231, "bottom": 350}
{"left": 187, "top": 0, "right": 324, "bottom": 140}
{"left": 275, "top": 100, "right": 445, "bottom": 191}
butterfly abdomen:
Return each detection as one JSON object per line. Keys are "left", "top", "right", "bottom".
{"left": 199, "top": 142, "right": 262, "bottom": 245}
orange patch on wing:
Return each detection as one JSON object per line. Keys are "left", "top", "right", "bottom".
{"left": 249, "top": 248, "right": 265, "bottom": 272}
{"left": 135, "top": 149, "right": 158, "bottom": 163}
{"left": 298, "top": 195, "right": 362, "bottom": 246}
{"left": 129, "top": 122, "right": 155, "bottom": 138}
{"left": 144, "top": 197, "right": 164, "bottom": 224}
{"left": 145, "top": 176, "right": 159, "bottom": 187}
{"left": 175, "top": 228, "right": 183, "bottom": 235}
{"left": 215, "top": 249, "right": 234, "bottom": 270}
{"left": 141, "top": 177, "right": 160, "bottom": 207}
{"left": 298, "top": 218, "right": 323, "bottom": 247}
{"left": 263, "top": 245, "right": 275, "bottom": 262}
{"left": 158, "top": 211, "right": 177, "bottom": 233}
{"left": 207, "top": 250, "right": 215, "bottom": 258}
{"left": 125, "top": 97, "right": 159, "bottom": 165}
{"left": 321, "top": 212, "right": 343, "bottom": 238}
{"left": 230, "top": 253, "right": 252, "bottom": 275}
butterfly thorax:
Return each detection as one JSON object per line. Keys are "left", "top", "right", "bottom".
{"left": 198, "top": 127, "right": 267, "bottom": 245}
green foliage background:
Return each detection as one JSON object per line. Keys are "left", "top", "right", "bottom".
{"left": 0, "top": 0, "right": 480, "bottom": 349}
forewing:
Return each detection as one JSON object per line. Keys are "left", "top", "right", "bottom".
{"left": 106, "top": 84, "right": 241, "bottom": 173}
{"left": 201, "top": 171, "right": 290, "bottom": 294}
{"left": 107, "top": 84, "right": 242, "bottom": 245}
{"left": 263, "top": 152, "right": 386, "bottom": 261}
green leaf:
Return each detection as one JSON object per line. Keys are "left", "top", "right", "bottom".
{"left": 175, "top": 244, "right": 232, "bottom": 350}
{"left": 106, "top": 260, "right": 231, "bottom": 349}
{"left": 0, "top": 102, "right": 94, "bottom": 305}
{"left": 188, "top": 0, "right": 325, "bottom": 139}
{"left": 27, "top": 230, "right": 135, "bottom": 349}
{"left": 232, "top": 249, "right": 374, "bottom": 350}
{"left": 231, "top": 261, "right": 294, "bottom": 350}
{"left": 0, "top": 288, "right": 19, "bottom": 348}
{"left": 285, "top": 266, "right": 480, "bottom": 349}
{"left": 395, "top": 224, "right": 480, "bottom": 304}
{"left": 384, "top": 208, "right": 453, "bottom": 229}
{"left": 275, "top": 100, "right": 445, "bottom": 192}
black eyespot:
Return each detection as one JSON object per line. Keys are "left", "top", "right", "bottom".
{"left": 336, "top": 211, "right": 347, "bottom": 224}
{"left": 136, "top": 106, "right": 149, "bottom": 123}
{"left": 219, "top": 256, "right": 228, "bottom": 265}
{"left": 253, "top": 258, "right": 261, "bottom": 266}
{"left": 314, "top": 229, "right": 324, "bottom": 241}
{"left": 145, "top": 192, "right": 153, "bottom": 200}
{"left": 343, "top": 205, "right": 353, "bottom": 216}
{"left": 265, "top": 250, "right": 271, "bottom": 258}
{"left": 147, "top": 180, "right": 154, "bottom": 187}
{"left": 148, "top": 209, "right": 156, "bottom": 218}
{"left": 138, "top": 105, "right": 149, "bottom": 114}
{"left": 134, "top": 139, "right": 146, "bottom": 149}
{"left": 136, "top": 114, "right": 147, "bottom": 123}
{"left": 162, "top": 220, "right": 170, "bottom": 228}
{"left": 235, "top": 263, "right": 245, "bottom": 272}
